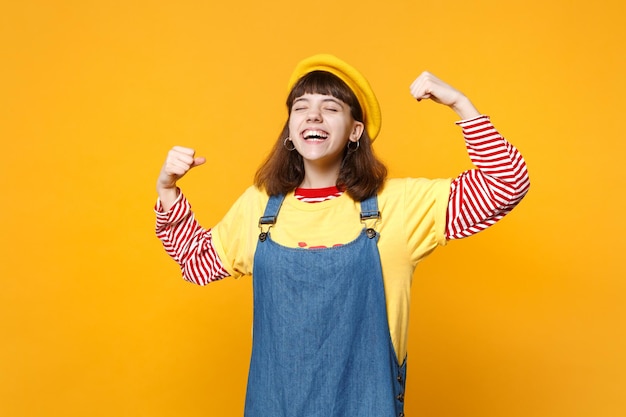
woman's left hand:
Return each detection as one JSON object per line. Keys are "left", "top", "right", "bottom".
{"left": 410, "top": 72, "right": 480, "bottom": 120}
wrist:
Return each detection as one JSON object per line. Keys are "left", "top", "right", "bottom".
{"left": 156, "top": 186, "right": 180, "bottom": 211}
{"left": 451, "top": 95, "right": 480, "bottom": 120}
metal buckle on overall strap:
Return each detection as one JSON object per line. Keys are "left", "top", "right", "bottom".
{"left": 257, "top": 194, "right": 286, "bottom": 242}
{"left": 360, "top": 210, "right": 381, "bottom": 239}
{"left": 258, "top": 215, "right": 276, "bottom": 242}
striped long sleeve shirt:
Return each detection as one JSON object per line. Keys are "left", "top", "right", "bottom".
{"left": 155, "top": 115, "right": 529, "bottom": 285}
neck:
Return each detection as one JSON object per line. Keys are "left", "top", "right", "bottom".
{"left": 300, "top": 160, "right": 341, "bottom": 189}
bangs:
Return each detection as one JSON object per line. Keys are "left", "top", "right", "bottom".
{"left": 286, "top": 71, "right": 363, "bottom": 121}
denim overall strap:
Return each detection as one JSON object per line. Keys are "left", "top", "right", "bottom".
{"left": 259, "top": 194, "right": 285, "bottom": 226}
{"left": 359, "top": 194, "right": 380, "bottom": 221}
{"left": 246, "top": 194, "right": 407, "bottom": 417}
{"left": 257, "top": 194, "right": 286, "bottom": 241}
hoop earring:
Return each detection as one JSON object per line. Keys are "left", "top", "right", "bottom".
{"left": 347, "top": 140, "right": 360, "bottom": 153}
{"left": 283, "top": 137, "right": 295, "bottom": 151}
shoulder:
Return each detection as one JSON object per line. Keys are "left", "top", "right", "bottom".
{"left": 378, "top": 178, "right": 452, "bottom": 251}
{"left": 379, "top": 177, "right": 452, "bottom": 202}
{"left": 214, "top": 185, "right": 271, "bottom": 230}
{"left": 377, "top": 177, "right": 452, "bottom": 231}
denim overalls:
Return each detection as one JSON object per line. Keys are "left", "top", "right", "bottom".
{"left": 244, "top": 194, "right": 407, "bottom": 417}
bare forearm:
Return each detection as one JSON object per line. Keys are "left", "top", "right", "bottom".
{"left": 157, "top": 186, "right": 180, "bottom": 212}
{"left": 450, "top": 95, "right": 481, "bottom": 121}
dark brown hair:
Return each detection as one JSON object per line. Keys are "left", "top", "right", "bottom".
{"left": 254, "top": 71, "right": 387, "bottom": 201}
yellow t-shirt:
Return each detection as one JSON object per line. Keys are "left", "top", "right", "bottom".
{"left": 212, "top": 177, "right": 451, "bottom": 361}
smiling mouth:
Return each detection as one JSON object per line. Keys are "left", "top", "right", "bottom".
{"left": 302, "top": 129, "right": 329, "bottom": 141}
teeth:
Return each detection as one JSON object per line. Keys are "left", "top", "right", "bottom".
{"left": 303, "top": 130, "right": 328, "bottom": 139}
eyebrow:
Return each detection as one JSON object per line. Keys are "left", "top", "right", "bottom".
{"left": 293, "top": 97, "right": 344, "bottom": 106}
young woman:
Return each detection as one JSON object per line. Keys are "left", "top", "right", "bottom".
{"left": 155, "top": 54, "right": 530, "bottom": 417}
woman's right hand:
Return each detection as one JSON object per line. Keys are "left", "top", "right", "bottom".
{"left": 156, "top": 146, "right": 206, "bottom": 210}
{"left": 409, "top": 72, "right": 480, "bottom": 120}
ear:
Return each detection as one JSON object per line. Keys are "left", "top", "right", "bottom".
{"left": 350, "top": 121, "right": 364, "bottom": 142}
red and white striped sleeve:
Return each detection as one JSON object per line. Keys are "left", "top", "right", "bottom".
{"left": 155, "top": 192, "right": 230, "bottom": 285}
{"left": 446, "top": 115, "right": 530, "bottom": 240}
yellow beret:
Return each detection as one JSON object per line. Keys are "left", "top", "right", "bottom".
{"left": 288, "top": 54, "right": 382, "bottom": 141}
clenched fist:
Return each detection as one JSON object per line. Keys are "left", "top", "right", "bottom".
{"left": 156, "top": 146, "right": 206, "bottom": 210}
{"left": 410, "top": 72, "right": 480, "bottom": 120}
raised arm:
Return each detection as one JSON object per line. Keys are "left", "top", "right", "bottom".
{"left": 155, "top": 147, "right": 229, "bottom": 284}
{"left": 410, "top": 72, "right": 530, "bottom": 239}
{"left": 446, "top": 116, "right": 529, "bottom": 238}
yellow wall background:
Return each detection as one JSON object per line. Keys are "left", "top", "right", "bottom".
{"left": 1, "top": 0, "right": 624, "bottom": 416}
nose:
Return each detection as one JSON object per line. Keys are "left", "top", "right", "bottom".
{"left": 306, "top": 106, "right": 322, "bottom": 122}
